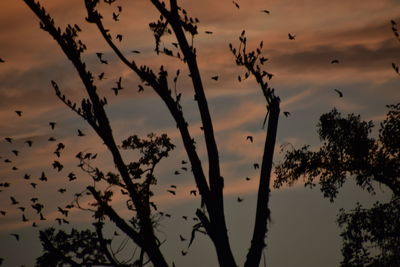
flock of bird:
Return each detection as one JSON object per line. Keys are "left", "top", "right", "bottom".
{"left": 0, "top": 1, "right": 347, "bottom": 263}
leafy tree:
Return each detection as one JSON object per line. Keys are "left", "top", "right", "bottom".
{"left": 274, "top": 20, "right": 400, "bottom": 267}
{"left": 274, "top": 103, "right": 400, "bottom": 266}
{"left": 14, "top": 0, "right": 280, "bottom": 266}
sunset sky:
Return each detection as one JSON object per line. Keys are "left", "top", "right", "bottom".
{"left": 0, "top": 0, "right": 399, "bottom": 266}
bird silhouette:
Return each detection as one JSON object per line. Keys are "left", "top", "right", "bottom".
{"left": 0, "top": 210, "right": 6, "bottom": 216}
{"left": 18, "top": 207, "right": 25, "bottom": 212}
{"left": 98, "top": 72, "right": 105, "bottom": 80}
{"left": 179, "top": 235, "right": 186, "bottom": 241}
{"left": 331, "top": 59, "right": 339, "bottom": 64}
{"left": 39, "top": 172, "right": 48, "bottom": 182}
{"left": 25, "top": 140, "right": 33, "bottom": 147}
{"left": 334, "top": 89, "right": 343, "bottom": 97}
{"left": 232, "top": 0, "right": 240, "bottom": 9}
{"left": 4, "top": 159, "right": 11, "bottom": 163}
{"left": 10, "top": 233, "right": 19, "bottom": 241}
{"left": 174, "top": 170, "right": 180, "bottom": 175}
{"left": 245, "top": 177, "right": 251, "bottom": 181}
{"left": 77, "top": 129, "right": 85, "bottom": 136}
{"left": 283, "top": 111, "right": 291, "bottom": 117}
{"left": 190, "top": 190, "right": 197, "bottom": 196}
{"left": 116, "top": 34, "right": 123, "bottom": 42}
{"left": 211, "top": 76, "right": 219, "bottom": 81}
{"left": 182, "top": 215, "right": 188, "bottom": 220}
{"left": 237, "top": 197, "right": 244, "bottom": 202}
{"left": 12, "top": 150, "right": 19, "bottom": 156}
{"left": 181, "top": 250, "right": 188, "bottom": 256}
{"left": 49, "top": 122, "right": 56, "bottom": 130}
{"left": 30, "top": 182, "right": 37, "bottom": 188}
{"left": 288, "top": 33, "right": 296, "bottom": 40}
{"left": 167, "top": 190, "right": 176, "bottom": 195}
{"left": 170, "top": 185, "right": 177, "bottom": 188}
{"left": 32, "top": 203, "right": 43, "bottom": 213}
{"left": 10, "top": 196, "right": 19, "bottom": 205}
{"left": 22, "top": 214, "right": 28, "bottom": 222}
{"left": 56, "top": 142, "right": 65, "bottom": 151}
{"left": 246, "top": 136, "right": 253, "bottom": 142}
{"left": 39, "top": 213, "right": 46, "bottom": 220}
{"left": 30, "top": 197, "right": 38, "bottom": 202}
{"left": 181, "top": 160, "right": 187, "bottom": 164}
{"left": 68, "top": 172, "right": 77, "bottom": 181}
{"left": 5, "top": 137, "right": 12, "bottom": 143}
{"left": 131, "top": 50, "right": 141, "bottom": 54}
{"left": 0, "top": 58, "right": 5, "bottom": 63}
{"left": 15, "top": 110, "right": 23, "bottom": 117}
{"left": 48, "top": 137, "right": 56, "bottom": 141}
{"left": 112, "top": 12, "right": 119, "bottom": 21}
{"left": 58, "top": 188, "right": 67, "bottom": 193}
{"left": 52, "top": 161, "right": 63, "bottom": 172}
{"left": 32, "top": 222, "right": 37, "bottom": 227}
{"left": 96, "top": 52, "right": 108, "bottom": 64}
{"left": 205, "top": 31, "right": 213, "bottom": 34}
{"left": 261, "top": 9, "right": 270, "bottom": 14}
{"left": 253, "top": 163, "right": 260, "bottom": 169}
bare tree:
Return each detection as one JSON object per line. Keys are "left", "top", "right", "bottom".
{"left": 19, "top": 0, "right": 280, "bottom": 266}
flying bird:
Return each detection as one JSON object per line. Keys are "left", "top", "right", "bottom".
{"left": 246, "top": 136, "right": 253, "bottom": 142}
{"left": 190, "top": 190, "right": 197, "bottom": 196}
{"left": 334, "top": 89, "right": 343, "bottom": 98}
{"left": 96, "top": 52, "right": 108, "bottom": 64}
{"left": 288, "top": 33, "right": 296, "bottom": 40}
{"left": 22, "top": 214, "right": 28, "bottom": 222}
{"left": 170, "top": 185, "right": 177, "bottom": 188}
{"left": 131, "top": 50, "right": 141, "bottom": 54}
{"left": 112, "top": 12, "right": 119, "bottom": 21}
{"left": 253, "top": 163, "right": 260, "bottom": 169}
{"left": 245, "top": 177, "right": 251, "bottom": 181}
{"left": 77, "top": 129, "right": 85, "bottom": 136}
{"left": 39, "top": 172, "right": 48, "bottom": 182}
{"left": 5, "top": 137, "right": 12, "bottom": 143}
{"left": 49, "top": 122, "right": 56, "bottom": 130}
{"left": 211, "top": 76, "right": 219, "bottom": 81}
{"left": 98, "top": 72, "right": 105, "bottom": 80}
{"left": 25, "top": 140, "right": 33, "bottom": 147}
{"left": 12, "top": 150, "right": 19, "bottom": 156}
{"left": 15, "top": 110, "right": 23, "bottom": 117}
{"left": 10, "top": 196, "right": 19, "bottom": 205}
{"left": 181, "top": 250, "right": 188, "bottom": 256}
{"left": 179, "top": 235, "right": 186, "bottom": 241}
{"left": 58, "top": 188, "right": 67, "bottom": 194}
{"left": 205, "top": 31, "right": 213, "bottom": 34}
{"left": 0, "top": 58, "right": 5, "bottom": 63}
{"left": 283, "top": 111, "right": 291, "bottom": 117}
{"left": 48, "top": 137, "right": 56, "bottom": 141}
{"left": 261, "top": 9, "right": 270, "bottom": 14}
{"left": 174, "top": 170, "right": 180, "bottom": 175}
{"left": 116, "top": 34, "right": 123, "bottom": 42}
{"left": 30, "top": 182, "right": 37, "bottom": 188}
{"left": 68, "top": 172, "right": 77, "bottom": 181}
{"left": 237, "top": 197, "right": 244, "bottom": 202}
{"left": 331, "top": 59, "right": 339, "bottom": 64}
{"left": 52, "top": 161, "right": 63, "bottom": 172}
{"left": 39, "top": 213, "right": 46, "bottom": 221}
{"left": 10, "top": 233, "right": 19, "bottom": 241}
{"left": 232, "top": 0, "right": 240, "bottom": 9}
{"left": 167, "top": 190, "right": 176, "bottom": 195}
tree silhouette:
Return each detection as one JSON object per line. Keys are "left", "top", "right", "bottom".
{"left": 275, "top": 21, "right": 400, "bottom": 267}
{"left": 274, "top": 104, "right": 400, "bottom": 266}
{"left": 16, "top": 0, "right": 280, "bottom": 266}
